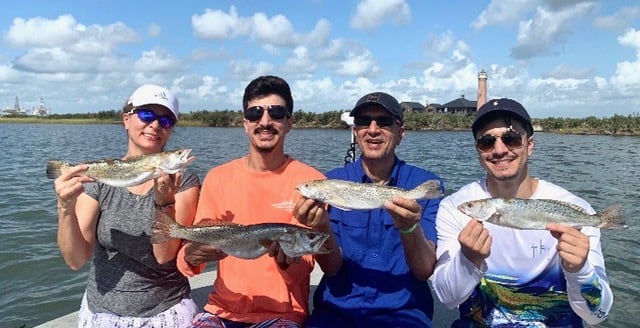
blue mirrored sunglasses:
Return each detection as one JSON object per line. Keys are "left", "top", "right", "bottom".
{"left": 131, "top": 108, "right": 176, "bottom": 128}
{"left": 244, "top": 105, "right": 289, "bottom": 122}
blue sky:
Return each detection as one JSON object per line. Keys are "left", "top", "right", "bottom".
{"left": 1, "top": 0, "right": 639, "bottom": 118}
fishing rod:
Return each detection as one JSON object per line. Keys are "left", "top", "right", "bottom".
{"left": 340, "top": 112, "right": 357, "bottom": 166}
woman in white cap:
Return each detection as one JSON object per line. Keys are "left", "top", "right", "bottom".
{"left": 52, "top": 84, "right": 200, "bottom": 327}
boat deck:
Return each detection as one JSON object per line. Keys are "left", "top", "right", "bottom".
{"left": 36, "top": 265, "right": 456, "bottom": 327}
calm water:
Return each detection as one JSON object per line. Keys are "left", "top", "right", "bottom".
{"left": 0, "top": 124, "right": 638, "bottom": 327}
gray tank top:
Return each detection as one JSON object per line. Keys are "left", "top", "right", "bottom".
{"left": 83, "top": 169, "right": 199, "bottom": 316}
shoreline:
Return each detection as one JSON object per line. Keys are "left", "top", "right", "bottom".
{"left": 1, "top": 117, "right": 638, "bottom": 136}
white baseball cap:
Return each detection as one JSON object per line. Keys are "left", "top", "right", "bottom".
{"left": 127, "top": 84, "right": 179, "bottom": 120}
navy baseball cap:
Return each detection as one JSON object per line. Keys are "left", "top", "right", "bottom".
{"left": 471, "top": 98, "right": 533, "bottom": 136}
{"left": 350, "top": 92, "right": 403, "bottom": 123}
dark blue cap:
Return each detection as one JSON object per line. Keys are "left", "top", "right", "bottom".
{"left": 472, "top": 98, "right": 533, "bottom": 136}
{"left": 350, "top": 92, "right": 403, "bottom": 123}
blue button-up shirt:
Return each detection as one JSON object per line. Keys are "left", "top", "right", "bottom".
{"left": 309, "top": 156, "right": 444, "bottom": 327}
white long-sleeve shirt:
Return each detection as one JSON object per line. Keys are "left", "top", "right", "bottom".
{"left": 432, "top": 179, "right": 613, "bottom": 327}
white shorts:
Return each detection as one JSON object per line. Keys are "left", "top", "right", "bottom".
{"left": 77, "top": 293, "right": 198, "bottom": 328}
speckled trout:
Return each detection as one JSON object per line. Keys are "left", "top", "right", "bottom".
{"left": 45, "top": 149, "right": 194, "bottom": 187}
{"left": 296, "top": 179, "right": 442, "bottom": 211}
{"left": 458, "top": 198, "right": 627, "bottom": 230}
{"left": 151, "top": 210, "right": 330, "bottom": 259}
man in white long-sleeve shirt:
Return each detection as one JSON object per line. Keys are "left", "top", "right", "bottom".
{"left": 432, "top": 98, "right": 613, "bottom": 327}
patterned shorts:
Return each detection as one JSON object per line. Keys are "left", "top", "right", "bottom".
{"left": 190, "top": 312, "right": 301, "bottom": 328}
{"left": 77, "top": 293, "right": 198, "bottom": 328}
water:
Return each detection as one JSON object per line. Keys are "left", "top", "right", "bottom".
{"left": 0, "top": 124, "right": 638, "bottom": 327}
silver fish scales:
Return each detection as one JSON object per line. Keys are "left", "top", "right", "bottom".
{"left": 296, "top": 179, "right": 442, "bottom": 210}
{"left": 151, "top": 210, "right": 330, "bottom": 259}
{"left": 46, "top": 149, "right": 194, "bottom": 187}
{"left": 457, "top": 198, "right": 627, "bottom": 230}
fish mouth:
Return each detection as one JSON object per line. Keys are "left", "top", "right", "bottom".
{"left": 178, "top": 149, "right": 195, "bottom": 164}
{"left": 308, "top": 231, "right": 330, "bottom": 252}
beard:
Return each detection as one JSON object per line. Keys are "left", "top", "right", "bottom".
{"left": 253, "top": 126, "right": 278, "bottom": 154}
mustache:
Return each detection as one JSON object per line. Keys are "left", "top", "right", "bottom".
{"left": 253, "top": 126, "right": 278, "bottom": 135}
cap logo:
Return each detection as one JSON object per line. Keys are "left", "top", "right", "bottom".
{"left": 155, "top": 91, "right": 169, "bottom": 101}
{"left": 493, "top": 100, "right": 499, "bottom": 106}
{"left": 366, "top": 93, "right": 382, "bottom": 102}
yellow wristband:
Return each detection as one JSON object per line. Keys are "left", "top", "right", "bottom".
{"left": 399, "top": 222, "right": 418, "bottom": 235}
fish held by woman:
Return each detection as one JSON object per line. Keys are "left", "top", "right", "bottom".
{"left": 151, "top": 210, "right": 330, "bottom": 259}
{"left": 45, "top": 148, "right": 195, "bottom": 187}
{"left": 457, "top": 198, "right": 627, "bottom": 230}
{"left": 296, "top": 179, "right": 442, "bottom": 211}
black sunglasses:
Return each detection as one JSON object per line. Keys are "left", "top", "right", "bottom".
{"left": 130, "top": 108, "right": 176, "bottom": 129}
{"left": 353, "top": 115, "right": 396, "bottom": 128}
{"left": 244, "top": 105, "right": 289, "bottom": 122}
{"left": 476, "top": 129, "right": 524, "bottom": 152}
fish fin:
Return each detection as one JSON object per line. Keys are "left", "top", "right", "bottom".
{"left": 142, "top": 165, "right": 157, "bottom": 172}
{"left": 554, "top": 200, "right": 591, "bottom": 214}
{"left": 45, "top": 161, "right": 71, "bottom": 179}
{"left": 197, "top": 218, "right": 239, "bottom": 227}
{"left": 259, "top": 239, "right": 274, "bottom": 248}
{"left": 150, "top": 209, "right": 180, "bottom": 243}
{"left": 597, "top": 204, "right": 628, "bottom": 230}
{"left": 407, "top": 180, "right": 442, "bottom": 200}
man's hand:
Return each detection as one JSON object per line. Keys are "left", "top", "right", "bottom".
{"left": 384, "top": 196, "right": 421, "bottom": 232}
{"left": 547, "top": 223, "right": 589, "bottom": 273}
{"left": 459, "top": 219, "right": 492, "bottom": 269}
{"left": 293, "top": 197, "right": 330, "bottom": 231}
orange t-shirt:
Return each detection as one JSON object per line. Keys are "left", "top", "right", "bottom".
{"left": 177, "top": 156, "right": 325, "bottom": 324}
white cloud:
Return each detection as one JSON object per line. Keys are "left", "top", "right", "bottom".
{"left": 350, "top": 0, "right": 411, "bottom": 31}
{"left": 4, "top": 15, "right": 80, "bottom": 47}
{"left": 334, "top": 48, "right": 380, "bottom": 77}
{"left": 147, "top": 23, "right": 162, "bottom": 37}
{"left": 511, "top": 2, "right": 596, "bottom": 59}
{"left": 192, "top": 6, "right": 330, "bottom": 51}
{"left": 191, "top": 6, "right": 247, "bottom": 40}
{"left": 610, "top": 29, "right": 640, "bottom": 91}
{"left": 593, "top": 6, "right": 640, "bottom": 30}
{"left": 472, "top": 0, "right": 537, "bottom": 30}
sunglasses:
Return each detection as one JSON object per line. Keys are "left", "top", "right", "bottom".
{"left": 353, "top": 115, "right": 396, "bottom": 128}
{"left": 476, "top": 129, "right": 524, "bottom": 152}
{"left": 244, "top": 105, "right": 289, "bottom": 122}
{"left": 130, "top": 108, "right": 176, "bottom": 129}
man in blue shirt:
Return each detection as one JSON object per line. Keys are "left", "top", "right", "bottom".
{"left": 301, "top": 92, "right": 444, "bottom": 327}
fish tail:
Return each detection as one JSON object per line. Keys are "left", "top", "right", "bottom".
{"left": 407, "top": 179, "right": 442, "bottom": 200}
{"left": 46, "top": 161, "right": 70, "bottom": 179}
{"left": 150, "top": 209, "right": 181, "bottom": 243}
{"left": 597, "top": 204, "right": 628, "bottom": 230}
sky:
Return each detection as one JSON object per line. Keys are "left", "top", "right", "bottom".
{"left": 1, "top": 0, "right": 639, "bottom": 118}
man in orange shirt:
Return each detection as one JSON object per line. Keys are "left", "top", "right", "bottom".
{"left": 176, "top": 75, "right": 339, "bottom": 328}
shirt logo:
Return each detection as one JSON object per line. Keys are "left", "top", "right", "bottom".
{"left": 272, "top": 200, "right": 295, "bottom": 213}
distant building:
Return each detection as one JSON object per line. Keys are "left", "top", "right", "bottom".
{"left": 32, "top": 97, "right": 51, "bottom": 116}
{"left": 400, "top": 69, "right": 487, "bottom": 116}
{"left": 400, "top": 101, "right": 425, "bottom": 113}
{"left": 425, "top": 103, "right": 443, "bottom": 113}
{"left": 1, "top": 96, "right": 51, "bottom": 116}
{"left": 441, "top": 95, "right": 477, "bottom": 115}
{"left": 477, "top": 69, "right": 488, "bottom": 110}
{"left": 2, "top": 96, "right": 28, "bottom": 116}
